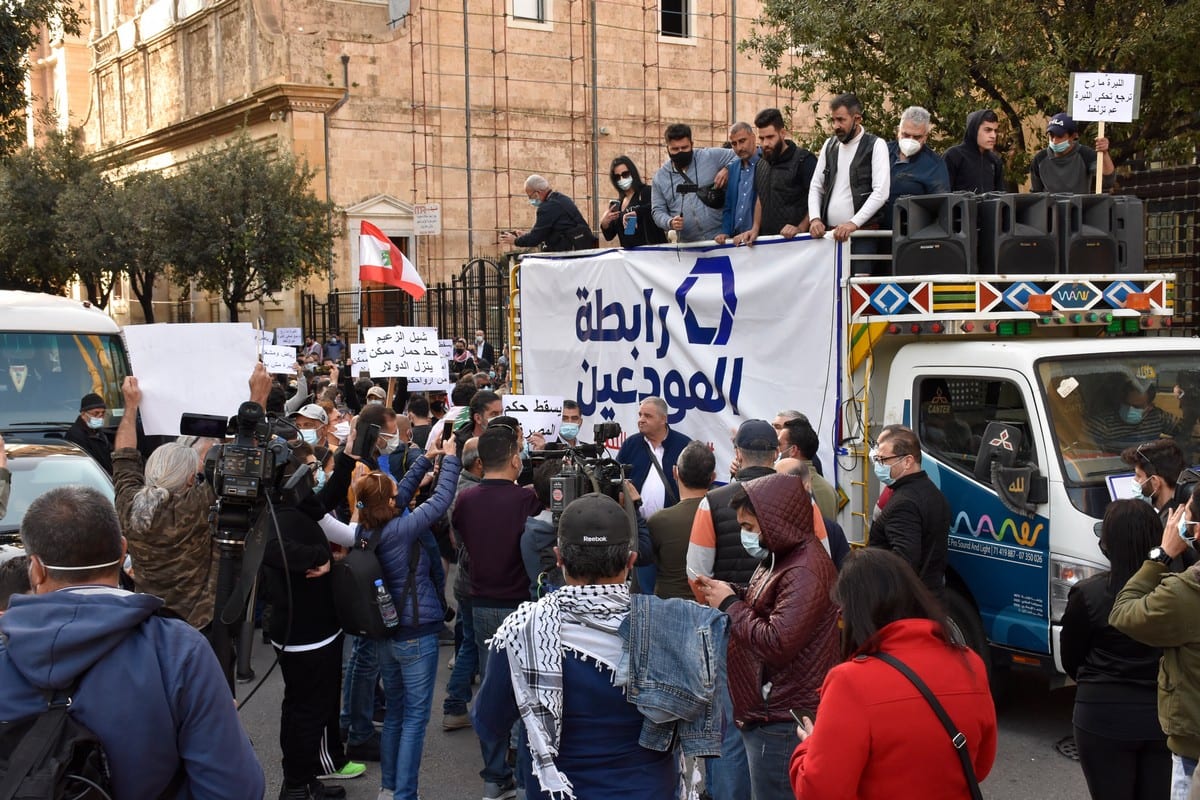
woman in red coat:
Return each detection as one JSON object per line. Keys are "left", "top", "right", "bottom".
{"left": 789, "top": 549, "right": 997, "bottom": 799}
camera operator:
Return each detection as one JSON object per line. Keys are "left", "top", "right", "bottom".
{"left": 112, "top": 368, "right": 271, "bottom": 631}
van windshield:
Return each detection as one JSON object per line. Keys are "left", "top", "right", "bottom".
{"left": 0, "top": 332, "right": 130, "bottom": 431}
{"left": 1037, "top": 354, "right": 1198, "bottom": 516}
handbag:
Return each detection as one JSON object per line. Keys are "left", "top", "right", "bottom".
{"left": 874, "top": 651, "right": 984, "bottom": 800}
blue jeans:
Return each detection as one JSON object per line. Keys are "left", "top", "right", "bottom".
{"left": 378, "top": 633, "right": 439, "bottom": 799}
{"left": 705, "top": 690, "right": 749, "bottom": 800}
{"left": 340, "top": 636, "right": 380, "bottom": 745}
{"left": 1172, "top": 753, "right": 1197, "bottom": 800}
{"left": 741, "top": 721, "right": 799, "bottom": 800}
{"left": 473, "top": 604, "right": 519, "bottom": 784}
{"left": 443, "top": 595, "right": 477, "bottom": 715}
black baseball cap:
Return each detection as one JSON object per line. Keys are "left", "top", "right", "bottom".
{"left": 557, "top": 494, "right": 632, "bottom": 548}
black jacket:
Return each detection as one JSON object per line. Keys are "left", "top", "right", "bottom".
{"left": 944, "top": 110, "right": 1006, "bottom": 194}
{"left": 867, "top": 470, "right": 950, "bottom": 599}
{"left": 706, "top": 465, "right": 776, "bottom": 585}
{"left": 1061, "top": 573, "right": 1161, "bottom": 689}
{"left": 65, "top": 417, "right": 113, "bottom": 474}
{"left": 600, "top": 185, "right": 668, "bottom": 247}
{"left": 755, "top": 141, "right": 817, "bottom": 235}
{"left": 515, "top": 191, "right": 593, "bottom": 251}
{"left": 262, "top": 505, "right": 340, "bottom": 646}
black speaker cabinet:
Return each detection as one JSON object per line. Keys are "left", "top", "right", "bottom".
{"left": 892, "top": 193, "right": 977, "bottom": 276}
{"left": 1056, "top": 194, "right": 1117, "bottom": 273}
{"left": 978, "top": 193, "right": 1058, "bottom": 275}
{"left": 1112, "top": 195, "right": 1145, "bottom": 274}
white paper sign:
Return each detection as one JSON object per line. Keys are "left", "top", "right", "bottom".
{"left": 275, "top": 327, "right": 303, "bottom": 347}
{"left": 414, "top": 203, "right": 442, "bottom": 236}
{"left": 123, "top": 323, "right": 260, "bottom": 436}
{"left": 503, "top": 395, "right": 563, "bottom": 442}
{"left": 519, "top": 238, "right": 839, "bottom": 482}
{"left": 262, "top": 345, "right": 297, "bottom": 375}
{"left": 255, "top": 329, "right": 274, "bottom": 348}
{"left": 364, "top": 326, "right": 442, "bottom": 379}
{"left": 350, "top": 344, "right": 369, "bottom": 378}
{"left": 1070, "top": 72, "right": 1140, "bottom": 123}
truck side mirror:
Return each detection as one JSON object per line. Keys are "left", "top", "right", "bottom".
{"left": 973, "top": 422, "right": 1022, "bottom": 484}
{"left": 977, "top": 421, "right": 1048, "bottom": 512}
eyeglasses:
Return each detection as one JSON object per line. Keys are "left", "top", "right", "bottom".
{"left": 1134, "top": 443, "right": 1155, "bottom": 471}
{"left": 614, "top": 171, "right": 631, "bottom": 179}
{"left": 871, "top": 453, "right": 906, "bottom": 465}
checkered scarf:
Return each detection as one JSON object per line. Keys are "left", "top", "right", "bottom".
{"left": 489, "top": 583, "right": 631, "bottom": 799}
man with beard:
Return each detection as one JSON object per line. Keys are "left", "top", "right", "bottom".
{"left": 728, "top": 108, "right": 817, "bottom": 246}
{"left": 807, "top": 94, "right": 890, "bottom": 243}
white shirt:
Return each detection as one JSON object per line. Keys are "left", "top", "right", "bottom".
{"left": 808, "top": 127, "right": 891, "bottom": 227}
{"left": 639, "top": 439, "right": 668, "bottom": 519}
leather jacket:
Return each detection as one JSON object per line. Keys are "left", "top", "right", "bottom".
{"left": 722, "top": 473, "right": 839, "bottom": 726}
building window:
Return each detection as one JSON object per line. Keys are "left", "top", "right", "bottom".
{"left": 513, "top": 0, "right": 545, "bottom": 22}
{"left": 660, "top": 0, "right": 689, "bottom": 38}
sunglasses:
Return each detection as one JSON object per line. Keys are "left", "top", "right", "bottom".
{"left": 614, "top": 171, "right": 631, "bottom": 179}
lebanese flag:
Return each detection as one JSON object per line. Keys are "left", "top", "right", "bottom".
{"left": 358, "top": 221, "right": 426, "bottom": 300}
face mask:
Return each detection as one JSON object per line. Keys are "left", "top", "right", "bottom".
{"left": 874, "top": 459, "right": 896, "bottom": 487}
{"left": 299, "top": 428, "right": 320, "bottom": 445}
{"left": 669, "top": 150, "right": 693, "bottom": 169}
{"left": 522, "top": 439, "right": 531, "bottom": 457}
{"left": 1138, "top": 476, "right": 1156, "bottom": 501}
{"left": 1179, "top": 516, "right": 1192, "bottom": 541}
{"left": 454, "top": 347, "right": 464, "bottom": 355}
{"left": 313, "top": 467, "right": 327, "bottom": 491}
{"left": 898, "top": 138, "right": 922, "bottom": 157}
{"left": 528, "top": 197, "right": 542, "bottom": 207}
{"left": 86, "top": 416, "right": 104, "bottom": 430}
{"left": 1048, "top": 140, "right": 1071, "bottom": 154}
{"left": 488, "top": 370, "right": 496, "bottom": 379}
{"left": 559, "top": 423, "right": 580, "bottom": 441}
{"left": 1120, "top": 404, "right": 1146, "bottom": 425}
{"left": 333, "top": 421, "right": 351, "bottom": 442}
{"left": 741, "top": 530, "right": 769, "bottom": 560}
{"left": 368, "top": 399, "right": 384, "bottom": 406}
{"left": 617, "top": 176, "right": 633, "bottom": 191}
{"left": 380, "top": 433, "right": 400, "bottom": 455}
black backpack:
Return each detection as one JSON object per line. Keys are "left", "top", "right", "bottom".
{"left": 0, "top": 681, "right": 112, "bottom": 800}
{"left": 331, "top": 527, "right": 421, "bottom": 639}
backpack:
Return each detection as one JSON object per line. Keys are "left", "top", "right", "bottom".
{"left": 331, "top": 527, "right": 421, "bottom": 639}
{"left": 0, "top": 681, "right": 112, "bottom": 800}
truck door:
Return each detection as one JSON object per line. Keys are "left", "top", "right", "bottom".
{"left": 913, "top": 371, "right": 1053, "bottom": 660}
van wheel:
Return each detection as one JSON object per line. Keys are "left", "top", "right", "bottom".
{"left": 945, "top": 587, "right": 1007, "bottom": 702}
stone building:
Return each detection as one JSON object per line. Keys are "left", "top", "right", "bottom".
{"left": 39, "top": 0, "right": 813, "bottom": 327}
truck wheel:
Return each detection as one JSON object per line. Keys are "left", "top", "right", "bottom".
{"left": 945, "top": 587, "right": 1007, "bottom": 698}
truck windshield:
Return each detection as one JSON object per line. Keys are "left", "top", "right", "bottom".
{"left": 1037, "top": 354, "right": 1197, "bottom": 516}
{"left": 0, "top": 332, "right": 130, "bottom": 431}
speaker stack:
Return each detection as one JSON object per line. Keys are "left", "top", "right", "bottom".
{"left": 977, "top": 193, "right": 1058, "bottom": 275}
{"left": 1055, "top": 194, "right": 1118, "bottom": 273}
{"left": 1111, "top": 195, "right": 1145, "bottom": 274}
{"left": 891, "top": 193, "right": 977, "bottom": 276}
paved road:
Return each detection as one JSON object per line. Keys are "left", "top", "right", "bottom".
{"left": 235, "top": 639, "right": 1091, "bottom": 800}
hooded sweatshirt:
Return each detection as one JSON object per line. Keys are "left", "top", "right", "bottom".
{"left": 0, "top": 586, "right": 264, "bottom": 799}
{"left": 720, "top": 473, "right": 840, "bottom": 725}
{"left": 944, "top": 110, "right": 1006, "bottom": 193}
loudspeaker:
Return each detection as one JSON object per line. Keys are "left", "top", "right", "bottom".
{"left": 1112, "top": 195, "right": 1145, "bottom": 274}
{"left": 1056, "top": 194, "right": 1117, "bottom": 273}
{"left": 978, "top": 193, "right": 1058, "bottom": 275}
{"left": 892, "top": 193, "right": 977, "bottom": 275}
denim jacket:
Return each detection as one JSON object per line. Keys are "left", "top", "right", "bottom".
{"left": 617, "top": 594, "right": 729, "bottom": 756}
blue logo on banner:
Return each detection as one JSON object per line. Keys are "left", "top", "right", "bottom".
{"left": 675, "top": 257, "right": 737, "bottom": 345}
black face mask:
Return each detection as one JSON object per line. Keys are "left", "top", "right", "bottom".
{"left": 670, "top": 150, "right": 694, "bottom": 169}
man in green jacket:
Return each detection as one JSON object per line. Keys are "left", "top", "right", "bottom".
{"left": 1110, "top": 502, "right": 1200, "bottom": 799}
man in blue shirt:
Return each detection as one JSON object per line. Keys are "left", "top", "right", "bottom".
{"left": 885, "top": 105, "right": 950, "bottom": 225}
{"left": 716, "top": 122, "right": 759, "bottom": 244}
{"left": 651, "top": 123, "right": 734, "bottom": 242}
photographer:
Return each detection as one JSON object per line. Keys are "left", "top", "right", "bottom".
{"left": 112, "top": 368, "right": 270, "bottom": 630}
{"left": 650, "top": 123, "right": 734, "bottom": 243}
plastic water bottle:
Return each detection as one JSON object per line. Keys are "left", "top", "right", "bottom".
{"left": 375, "top": 579, "right": 398, "bottom": 628}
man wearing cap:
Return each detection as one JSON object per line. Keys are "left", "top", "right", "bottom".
{"left": 1030, "top": 113, "right": 1114, "bottom": 195}
{"left": 473, "top": 493, "right": 729, "bottom": 800}
{"left": 365, "top": 385, "right": 387, "bottom": 405}
{"left": 65, "top": 391, "right": 114, "bottom": 474}
{"left": 292, "top": 403, "right": 328, "bottom": 447}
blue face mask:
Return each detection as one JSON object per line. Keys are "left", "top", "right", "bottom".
{"left": 314, "top": 468, "right": 327, "bottom": 491}
{"left": 874, "top": 459, "right": 896, "bottom": 487}
{"left": 528, "top": 197, "right": 542, "bottom": 207}
{"left": 86, "top": 416, "right": 105, "bottom": 430}
{"left": 1120, "top": 404, "right": 1146, "bottom": 425}
{"left": 741, "top": 530, "right": 768, "bottom": 560}
{"left": 299, "top": 428, "right": 320, "bottom": 445}
{"left": 1178, "top": 516, "right": 1190, "bottom": 541}
{"left": 559, "top": 423, "right": 580, "bottom": 441}
{"left": 1048, "top": 140, "right": 1071, "bottom": 154}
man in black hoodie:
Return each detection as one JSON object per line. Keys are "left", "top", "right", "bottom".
{"left": 944, "top": 109, "right": 1006, "bottom": 193}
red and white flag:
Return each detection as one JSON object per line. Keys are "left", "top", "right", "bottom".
{"left": 358, "top": 221, "right": 426, "bottom": 300}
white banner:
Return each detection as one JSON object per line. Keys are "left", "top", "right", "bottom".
{"left": 364, "top": 326, "right": 442, "bottom": 379}
{"left": 503, "top": 394, "right": 563, "bottom": 442}
{"left": 519, "top": 238, "right": 840, "bottom": 481}
{"left": 123, "top": 323, "right": 260, "bottom": 436}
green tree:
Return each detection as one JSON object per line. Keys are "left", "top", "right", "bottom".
{"left": 0, "top": 128, "right": 91, "bottom": 293}
{"left": 167, "top": 133, "right": 335, "bottom": 322}
{"left": 0, "top": 1, "right": 81, "bottom": 157}
{"left": 56, "top": 168, "right": 123, "bottom": 309}
{"left": 743, "top": 0, "right": 1200, "bottom": 183}
{"left": 119, "top": 171, "right": 174, "bottom": 323}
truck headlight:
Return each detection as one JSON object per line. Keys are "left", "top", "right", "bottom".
{"left": 1050, "top": 556, "right": 1104, "bottom": 621}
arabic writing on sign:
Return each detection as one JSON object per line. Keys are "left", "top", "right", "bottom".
{"left": 275, "top": 327, "right": 303, "bottom": 347}
{"left": 1070, "top": 72, "right": 1138, "bottom": 123}
{"left": 577, "top": 356, "right": 743, "bottom": 424}
{"left": 350, "top": 344, "right": 369, "bottom": 378}
{"left": 576, "top": 287, "right": 671, "bottom": 359}
{"left": 503, "top": 395, "right": 563, "bottom": 442}
{"left": 261, "top": 345, "right": 297, "bottom": 375}
{"left": 364, "top": 326, "right": 444, "bottom": 379}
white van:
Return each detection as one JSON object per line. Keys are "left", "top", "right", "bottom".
{"left": 0, "top": 291, "right": 132, "bottom": 436}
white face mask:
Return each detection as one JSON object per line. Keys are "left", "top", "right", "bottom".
{"left": 86, "top": 416, "right": 105, "bottom": 430}
{"left": 380, "top": 432, "right": 401, "bottom": 455}
{"left": 617, "top": 177, "right": 634, "bottom": 191}
{"left": 333, "top": 421, "right": 351, "bottom": 442}
{"left": 898, "top": 137, "right": 922, "bottom": 157}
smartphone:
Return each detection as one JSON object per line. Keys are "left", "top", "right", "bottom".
{"left": 686, "top": 567, "right": 702, "bottom": 581}
{"left": 441, "top": 418, "right": 454, "bottom": 443}
{"left": 609, "top": 199, "right": 620, "bottom": 210}
{"left": 789, "top": 708, "right": 816, "bottom": 726}
{"left": 352, "top": 422, "right": 381, "bottom": 459}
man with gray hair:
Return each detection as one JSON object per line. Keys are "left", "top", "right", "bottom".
{"left": 886, "top": 105, "right": 950, "bottom": 223}
{"left": 499, "top": 174, "right": 594, "bottom": 252}
{"left": 716, "top": 121, "right": 760, "bottom": 245}
{"left": 0, "top": 485, "right": 265, "bottom": 798}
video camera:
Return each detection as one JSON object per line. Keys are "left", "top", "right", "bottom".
{"left": 533, "top": 422, "right": 629, "bottom": 521}
{"left": 182, "top": 403, "right": 292, "bottom": 509}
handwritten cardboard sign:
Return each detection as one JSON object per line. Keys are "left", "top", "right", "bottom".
{"left": 275, "top": 327, "right": 303, "bottom": 347}
{"left": 1070, "top": 72, "right": 1141, "bottom": 123}
{"left": 364, "top": 326, "right": 442, "bottom": 379}
{"left": 503, "top": 394, "right": 563, "bottom": 442}
{"left": 262, "top": 344, "right": 297, "bottom": 375}
{"left": 350, "top": 343, "right": 369, "bottom": 378}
